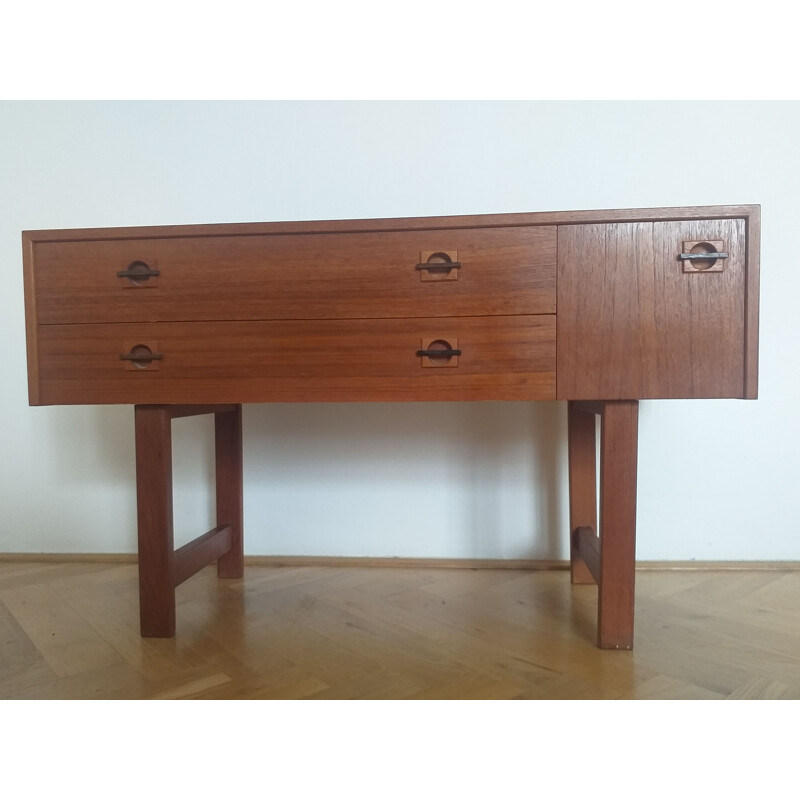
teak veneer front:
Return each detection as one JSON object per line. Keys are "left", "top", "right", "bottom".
{"left": 22, "top": 205, "right": 761, "bottom": 649}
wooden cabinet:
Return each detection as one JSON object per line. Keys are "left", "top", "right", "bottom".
{"left": 21, "top": 205, "right": 761, "bottom": 649}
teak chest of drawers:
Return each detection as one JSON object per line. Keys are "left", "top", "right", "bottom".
{"left": 22, "top": 205, "right": 761, "bottom": 649}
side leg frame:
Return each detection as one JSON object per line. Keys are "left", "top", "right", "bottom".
{"left": 567, "top": 400, "right": 639, "bottom": 650}
{"left": 134, "top": 404, "right": 244, "bottom": 637}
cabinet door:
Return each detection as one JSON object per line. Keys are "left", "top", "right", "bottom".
{"left": 557, "top": 219, "right": 747, "bottom": 399}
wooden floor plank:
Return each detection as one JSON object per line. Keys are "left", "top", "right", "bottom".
{"left": 0, "top": 598, "right": 57, "bottom": 692}
{"left": 148, "top": 671, "right": 233, "bottom": 700}
{"left": 4, "top": 662, "right": 147, "bottom": 700}
{"left": 46, "top": 566, "right": 207, "bottom": 681}
{"left": 405, "top": 672, "right": 525, "bottom": 701}
{"left": 0, "top": 583, "right": 123, "bottom": 678}
{"left": 725, "top": 677, "right": 800, "bottom": 700}
{"left": 620, "top": 675, "right": 726, "bottom": 700}
{"left": 739, "top": 572, "right": 800, "bottom": 614}
{"left": 0, "top": 561, "right": 117, "bottom": 591}
{"left": 224, "top": 666, "right": 330, "bottom": 700}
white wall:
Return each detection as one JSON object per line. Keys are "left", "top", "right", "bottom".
{"left": 1, "top": 101, "right": 798, "bottom": 560}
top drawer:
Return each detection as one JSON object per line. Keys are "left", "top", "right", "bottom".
{"left": 30, "top": 226, "right": 556, "bottom": 324}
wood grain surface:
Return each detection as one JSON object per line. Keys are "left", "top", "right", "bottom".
{"left": 31, "top": 226, "right": 556, "bottom": 324}
{"left": 36, "top": 315, "right": 556, "bottom": 404}
{"left": 557, "top": 218, "right": 748, "bottom": 399}
{"left": 568, "top": 403, "right": 597, "bottom": 585}
{"left": 134, "top": 405, "right": 176, "bottom": 637}
{"left": 597, "top": 400, "right": 639, "bottom": 649}
{"left": 21, "top": 203, "right": 759, "bottom": 241}
{"left": 24, "top": 205, "right": 760, "bottom": 407}
{"left": 215, "top": 405, "right": 243, "bottom": 579}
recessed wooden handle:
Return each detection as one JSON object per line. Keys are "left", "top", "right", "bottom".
{"left": 117, "top": 261, "right": 160, "bottom": 280}
{"left": 417, "top": 250, "right": 460, "bottom": 282}
{"left": 415, "top": 261, "right": 462, "bottom": 271}
{"left": 120, "top": 343, "right": 163, "bottom": 370}
{"left": 419, "top": 337, "right": 460, "bottom": 368}
{"left": 120, "top": 351, "right": 163, "bottom": 362}
{"left": 680, "top": 240, "right": 728, "bottom": 273}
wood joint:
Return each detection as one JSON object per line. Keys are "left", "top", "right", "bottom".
{"left": 572, "top": 526, "right": 600, "bottom": 585}
{"left": 173, "top": 524, "right": 233, "bottom": 587}
{"left": 572, "top": 401, "right": 604, "bottom": 416}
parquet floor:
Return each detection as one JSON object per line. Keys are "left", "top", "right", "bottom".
{"left": 1, "top": 560, "right": 799, "bottom": 699}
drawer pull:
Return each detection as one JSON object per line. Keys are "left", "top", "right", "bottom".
{"left": 120, "top": 352, "right": 163, "bottom": 361}
{"left": 117, "top": 262, "right": 160, "bottom": 280}
{"left": 417, "top": 348, "right": 461, "bottom": 358}
{"left": 415, "top": 261, "right": 462, "bottom": 271}
{"left": 680, "top": 240, "right": 728, "bottom": 273}
{"left": 120, "top": 350, "right": 163, "bottom": 363}
{"left": 417, "top": 250, "right": 460, "bottom": 282}
{"left": 120, "top": 341, "right": 162, "bottom": 370}
{"left": 679, "top": 252, "right": 729, "bottom": 260}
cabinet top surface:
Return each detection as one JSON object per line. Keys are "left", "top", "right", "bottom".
{"left": 22, "top": 204, "right": 761, "bottom": 242}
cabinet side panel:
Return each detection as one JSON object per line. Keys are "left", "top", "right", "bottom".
{"left": 22, "top": 234, "right": 41, "bottom": 405}
{"left": 744, "top": 207, "right": 760, "bottom": 398}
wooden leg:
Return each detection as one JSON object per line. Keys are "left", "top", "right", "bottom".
{"left": 134, "top": 404, "right": 244, "bottom": 637}
{"left": 215, "top": 405, "right": 244, "bottom": 579}
{"left": 568, "top": 402, "right": 597, "bottom": 584}
{"left": 135, "top": 405, "right": 176, "bottom": 637}
{"left": 597, "top": 400, "right": 639, "bottom": 650}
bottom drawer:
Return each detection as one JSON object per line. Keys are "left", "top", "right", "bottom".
{"left": 35, "top": 316, "right": 556, "bottom": 404}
